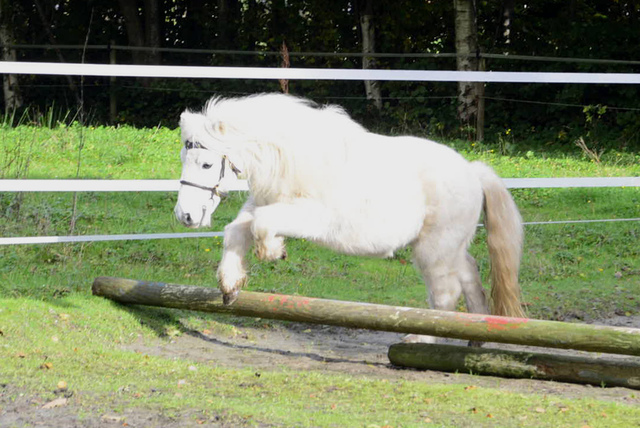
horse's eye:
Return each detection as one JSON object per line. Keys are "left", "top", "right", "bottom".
{"left": 202, "top": 163, "right": 213, "bottom": 170}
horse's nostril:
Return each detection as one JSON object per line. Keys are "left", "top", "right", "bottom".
{"left": 184, "top": 213, "right": 192, "bottom": 225}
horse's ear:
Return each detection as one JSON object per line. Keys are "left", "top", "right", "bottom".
{"left": 179, "top": 110, "right": 199, "bottom": 129}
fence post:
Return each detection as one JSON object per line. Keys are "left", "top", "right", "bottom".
{"left": 476, "top": 57, "right": 485, "bottom": 142}
{"left": 109, "top": 41, "right": 117, "bottom": 123}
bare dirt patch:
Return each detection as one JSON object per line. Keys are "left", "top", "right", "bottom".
{"left": 126, "top": 315, "right": 640, "bottom": 404}
{"left": 3, "top": 316, "right": 638, "bottom": 427}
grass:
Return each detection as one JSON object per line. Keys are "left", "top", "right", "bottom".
{"left": 1, "top": 124, "right": 640, "bottom": 426}
{"left": 2, "top": 297, "right": 639, "bottom": 427}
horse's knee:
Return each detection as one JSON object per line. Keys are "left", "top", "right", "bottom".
{"left": 255, "top": 235, "right": 287, "bottom": 261}
{"left": 426, "top": 274, "right": 462, "bottom": 311}
{"left": 429, "top": 291, "right": 460, "bottom": 311}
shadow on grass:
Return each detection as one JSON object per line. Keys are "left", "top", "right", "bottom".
{"left": 105, "top": 299, "right": 277, "bottom": 340}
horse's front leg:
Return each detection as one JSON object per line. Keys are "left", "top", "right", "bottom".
{"left": 217, "top": 200, "right": 256, "bottom": 305}
{"left": 251, "top": 200, "right": 330, "bottom": 258}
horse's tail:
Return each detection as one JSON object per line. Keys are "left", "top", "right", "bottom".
{"left": 472, "top": 161, "right": 525, "bottom": 318}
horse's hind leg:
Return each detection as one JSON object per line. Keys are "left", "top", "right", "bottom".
{"left": 404, "top": 243, "right": 464, "bottom": 343}
{"left": 459, "top": 252, "right": 489, "bottom": 315}
{"left": 459, "top": 252, "right": 489, "bottom": 347}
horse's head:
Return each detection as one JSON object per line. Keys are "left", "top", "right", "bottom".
{"left": 174, "top": 111, "right": 239, "bottom": 228}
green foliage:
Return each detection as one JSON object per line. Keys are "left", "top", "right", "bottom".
{"left": 3, "top": 0, "right": 640, "bottom": 146}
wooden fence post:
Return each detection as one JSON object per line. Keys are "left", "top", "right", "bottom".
{"left": 109, "top": 41, "right": 117, "bottom": 123}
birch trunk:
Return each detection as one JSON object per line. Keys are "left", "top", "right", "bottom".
{"left": 453, "top": 0, "right": 479, "bottom": 125}
{"left": 0, "top": 4, "right": 21, "bottom": 113}
{"left": 359, "top": 0, "right": 382, "bottom": 111}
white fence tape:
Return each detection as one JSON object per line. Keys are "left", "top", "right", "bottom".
{"left": 1, "top": 177, "right": 638, "bottom": 192}
{"left": 0, "top": 179, "right": 249, "bottom": 192}
{"left": 502, "top": 177, "right": 640, "bottom": 188}
{"left": 1, "top": 177, "right": 638, "bottom": 246}
{"left": 0, "top": 232, "right": 224, "bottom": 245}
{"left": 1, "top": 219, "right": 638, "bottom": 246}
{"left": 1, "top": 61, "right": 639, "bottom": 246}
{"left": 3, "top": 61, "right": 640, "bottom": 84}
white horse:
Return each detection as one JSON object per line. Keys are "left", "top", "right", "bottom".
{"left": 174, "top": 93, "right": 524, "bottom": 342}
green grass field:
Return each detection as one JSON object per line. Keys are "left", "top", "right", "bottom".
{"left": 1, "top": 124, "right": 639, "bottom": 426}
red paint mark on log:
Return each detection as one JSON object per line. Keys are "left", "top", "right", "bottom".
{"left": 265, "top": 295, "right": 313, "bottom": 310}
{"left": 484, "top": 316, "right": 529, "bottom": 332}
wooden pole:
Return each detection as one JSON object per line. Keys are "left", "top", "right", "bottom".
{"left": 109, "top": 41, "right": 117, "bottom": 124}
{"left": 388, "top": 343, "right": 640, "bottom": 390}
{"left": 91, "top": 277, "right": 640, "bottom": 356}
{"left": 475, "top": 57, "right": 485, "bottom": 142}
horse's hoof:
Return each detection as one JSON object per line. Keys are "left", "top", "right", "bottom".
{"left": 402, "top": 334, "right": 437, "bottom": 344}
{"left": 222, "top": 290, "right": 239, "bottom": 306}
{"left": 280, "top": 249, "right": 288, "bottom": 260}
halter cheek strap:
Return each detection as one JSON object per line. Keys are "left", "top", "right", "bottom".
{"left": 178, "top": 179, "right": 225, "bottom": 198}
{"left": 179, "top": 154, "right": 241, "bottom": 199}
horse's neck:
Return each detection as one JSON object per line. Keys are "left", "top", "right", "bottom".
{"left": 230, "top": 134, "right": 354, "bottom": 204}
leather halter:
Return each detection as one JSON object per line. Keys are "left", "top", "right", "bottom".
{"left": 179, "top": 140, "right": 241, "bottom": 199}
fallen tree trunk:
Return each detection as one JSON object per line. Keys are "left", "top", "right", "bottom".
{"left": 92, "top": 276, "right": 640, "bottom": 356}
{"left": 388, "top": 342, "right": 640, "bottom": 390}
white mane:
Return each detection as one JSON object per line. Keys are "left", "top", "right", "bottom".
{"left": 197, "top": 93, "right": 368, "bottom": 203}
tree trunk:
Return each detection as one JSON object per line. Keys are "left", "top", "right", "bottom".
{"left": 217, "top": 0, "right": 240, "bottom": 49}
{"left": 143, "top": 0, "right": 161, "bottom": 65}
{"left": 389, "top": 343, "right": 640, "bottom": 390}
{"left": 92, "top": 276, "right": 640, "bottom": 356}
{"left": 33, "top": 0, "right": 80, "bottom": 105}
{"left": 358, "top": 0, "right": 382, "bottom": 111}
{"left": 0, "top": 1, "right": 22, "bottom": 114}
{"left": 117, "top": 0, "right": 146, "bottom": 64}
{"left": 453, "top": 0, "right": 479, "bottom": 128}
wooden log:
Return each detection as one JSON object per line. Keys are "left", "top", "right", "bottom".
{"left": 91, "top": 276, "right": 640, "bottom": 356}
{"left": 388, "top": 343, "right": 640, "bottom": 390}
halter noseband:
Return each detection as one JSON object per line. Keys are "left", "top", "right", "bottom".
{"left": 179, "top": 140, "right": 241, "bottom": 199}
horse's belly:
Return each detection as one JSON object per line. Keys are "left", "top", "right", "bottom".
{"left": 315, "top": 206, "right": 426, "bottom": 257}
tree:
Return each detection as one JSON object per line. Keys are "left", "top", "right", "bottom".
{"left": 0, "top": 0, "right": 22, "bottom": 113}
{"left": 453, "top": 0, "right": 479, "bottom": 129}
{"left": 33, "top": 0, "right": 81, "bottom": 104}
{"left": 357, "top": 0, "right": 382, "bottom": 111}
{"left": 117, "top": 0, "right": 161, "bottom": 65}
{"left": 217, "top": 0, "right": 241, "bottom": 49}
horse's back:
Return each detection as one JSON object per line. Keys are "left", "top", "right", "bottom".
{"left": 312, "top": 134, "right": 483, "bottom": 256}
